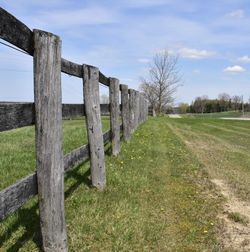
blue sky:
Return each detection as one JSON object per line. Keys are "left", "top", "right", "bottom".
{"left": 1, "top": 0, "right": 250, "bottom": 104}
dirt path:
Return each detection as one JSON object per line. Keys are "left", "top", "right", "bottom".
{"left": 168, "top": 114, "right": 182, "bottom": 118}
{"left": 221, "top": 117, "right": 250, "bottom": 121}
{"left": 212, "top": 179, "right": 250, "bottom": 251}
{"left": 167, "top": 121, "right": 250, "bottom": 251}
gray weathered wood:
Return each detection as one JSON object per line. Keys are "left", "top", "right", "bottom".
{"left": 0, "top": 173, "right": 37, "bottom": 221}
{"left": 0, "top": 7, "right": 33, "bottom": 55}
{"left": 64, "top": 128, "right": 112, "bottom": 173}
{"left": 61, "top": 58, "right": 82, "bottom": 78}
{"left": 143, "top": 96, "right": 146, "bottom": 121}
{"left": 0, "top": 102, "right": 35, "bottom": 131}
{"left": 61, "top": 58, "right": 109, "bottom": 87}
{"left": 138, "top": 94, "right": 142, "bottom": 124}
{"left": 0, "top": 103, "right": 111, "bottom": 132}
{"left": 134, "top": 91, "right": 140, "bottom": 129}
{"left": 145, "top": 99, "right": 148, "bottom": 121}
{"left": 109, "top": 78, "right": 120, "bottom": 155}
{"left": 64, "top": 145, "right": 89, "bottom": 173}
{"left": 120, "top": 84, "right": 130, "bottom": 141}
{"left": 99, "top": 71, "right": 109, "bottom": 86}
{"left": 33, "top": 29, "right": 67, "bottom": 252}
{"left": 129, "top": 89, "right": 136, "bottom": 133}
{"left": 83, "top": 65, "right": 106, "bottom": 190}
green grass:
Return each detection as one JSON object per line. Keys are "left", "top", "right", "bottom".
{"left": 0, "top": 117, "right": 110, "bottom": 190}
{"left": 184, "top": 111, "right": 250, "bottom": 119}
{"left": 2, "top": 117, "right": 248, "bottom": 251}
{"left": 167, "top": 117, "right": 250, "bottom": 202}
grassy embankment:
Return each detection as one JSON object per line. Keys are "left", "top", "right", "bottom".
{"left": 2, "top": 116, "right": 250, "bottom": 251}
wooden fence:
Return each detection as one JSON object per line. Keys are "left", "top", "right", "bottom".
{"left": 0, "top": 8, "right": 148, "bottom": 252}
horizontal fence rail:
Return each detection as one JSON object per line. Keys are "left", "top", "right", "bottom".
{"left": 0, "top": 128, "right": 114, "bottom": 222}
{"left": 0, "top": 102, "right": 110, "bottom": 131}
{"left": 0, "top": 7, "right": 148, "bottom": 252}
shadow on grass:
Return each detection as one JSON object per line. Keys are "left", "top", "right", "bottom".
{"left": 0, "top": 203, "right": 42, "bottom": 252}
{"left": 0, "top": 144, "right": 112, "bottom": 251}
{"left": 1, "top": 166, "right": 90, "bottom": 251}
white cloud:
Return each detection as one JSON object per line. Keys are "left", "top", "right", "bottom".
{"left": 226, "top": 9, "right": 245, "bottom": 19}
{"left": 237, "top": 55, "right": 250, "bottom": 64}
{"left": 224, "top": 65, "right": 246, "bottom": 73}
{"left": 178, "top": 48, "right": 216, "bottom": 59}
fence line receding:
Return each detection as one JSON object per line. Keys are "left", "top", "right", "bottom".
{"left": 0, "top": 7, "right": 148, "bottom": 252}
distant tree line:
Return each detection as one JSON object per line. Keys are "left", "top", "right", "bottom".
{"left": 178, "top": 93, "right": 250, "bottom": 114}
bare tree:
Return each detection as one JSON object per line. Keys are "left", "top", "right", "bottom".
{"left": 140, "top": 50, "right": 181, "bottom": 115}
{"left": 232, "top": 95, "right": 241, "bottom": 111}
{"left": 139, "top": 80, "right": 158, "bottom": 112}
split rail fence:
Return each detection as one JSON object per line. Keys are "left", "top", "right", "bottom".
{"left": 0, "top": 8, "right": 148, "bottom": 252}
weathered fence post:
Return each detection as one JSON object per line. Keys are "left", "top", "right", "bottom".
{"left": 120, "top": 84, "right": 130, "bottom": 141}
{"left": 134, "top": 91, "right": 140, "bottom": 129}
{"left": 145, "top": 99, "right": 149, "bottom": 120}
{"left": 109, "top": 78, "right": 120, "bottom": 155}
{"left": 143, "top": 97, "right": 146, "bottom": 122}
{"left": 129, "top": 89, "right": 136, "bottom": 133}
{"left": 83, "top": 65, "right": 106, "bottom": 190}
{"left": 33, "top": 29, "right": 68, "bottom": 252}
{"left": 139, "top": 93, "right": 143, "bottom": 124}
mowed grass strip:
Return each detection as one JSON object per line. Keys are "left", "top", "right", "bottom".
{"left": 168, "top": 118, "right": 250, "bottom": 202}
{"left": 0, "top": 117, "right": 222, "bottom": 251}
{"left": 184, "top": 111, "right": 250, "bottom": 119}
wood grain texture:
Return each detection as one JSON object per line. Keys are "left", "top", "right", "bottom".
{"left": 0, "top": 102, "right": 35, "bottom": 131}
{"left": 61, "top": 58, "right": 109, "bottom": 87}
{"left": 0, "top": 103, "right": 111, "bottom": 132}
{"left": 83, "top": 65, "right": 106, "bottom": 190}
{"left": 129, "top": 89, "right": 136, "bottom": 133}
{"left": 0, "top": 7, "right": 33, "bottom": 55}
{"left": 120, "top": 84, "right": 130, "bottom": 141}
{"left": 109, "top": 78, "right": 121, "bottom": 155}
{"left": 61, "top": 58, "right": 82, "bottom": 78}
{"left": 99, "top": 71, "right": 109, "bottom": 86}
{"left": 33, "top": 29, "right": 67, "bottom": 252}
{"left": 134, "top": 91, "right": 140, "bottom": 129}
{"left": 0, "top": 173, "right": 37, "bottom": 221}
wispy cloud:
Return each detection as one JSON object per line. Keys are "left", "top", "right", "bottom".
{"left": 224, "top": 65, "right": 246, "bottom": 73}
{"left": 178, "top": 48, "right": 216, "bottom": 59}
{"left": 226, "top": 9, "right": 245, "bottom": 19}
{"left": 237, "top": 55, "right": 250, "bottom": 64}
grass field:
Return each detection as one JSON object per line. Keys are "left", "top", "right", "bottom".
{"left": 0, "top": 117, "right": 250, "bottom": 251}
{"left": 184, "top": 110, "right": 250, "bottom": 118}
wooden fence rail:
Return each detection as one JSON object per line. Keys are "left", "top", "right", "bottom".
{"left": 0, "top": 102, "right": 110, "bottom": 131}
{"left": 0, "top": 7, "right": 148, "bottom": 252}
